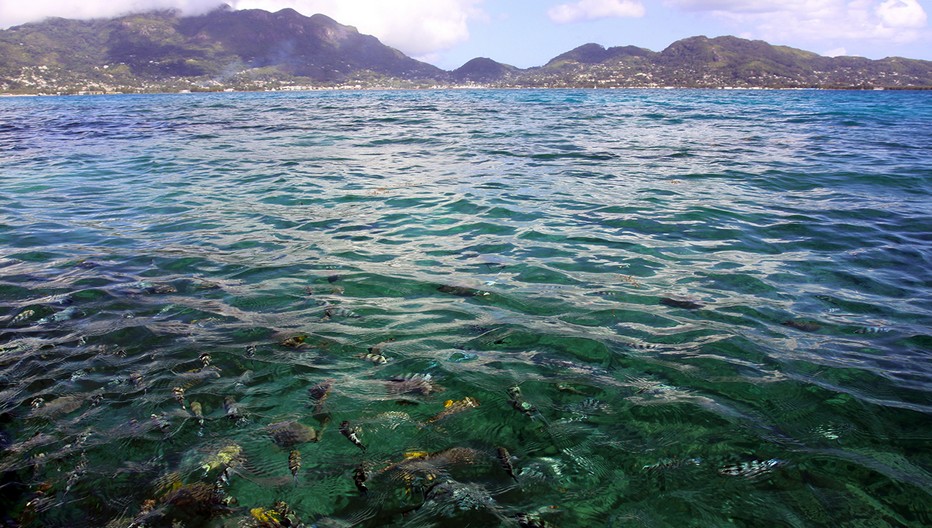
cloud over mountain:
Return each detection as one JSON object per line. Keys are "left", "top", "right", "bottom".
{"left": 548, "top": 0, "right": 645, "bottom": 23}
{"left": 0, "top": 0, "right": 222, "bottom": 27}
{"left": 0, "top": 0, "right": 487, "bottom": 60}
{"left": 231, "top": 1, "right": 486, "bottom": 59}
{"left": 665, "top": 0, "right": 929, "bottom": 44}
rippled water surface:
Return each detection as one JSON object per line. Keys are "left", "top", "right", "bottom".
{"left": 0, "top": 89, "right": 930, "bottom": 527}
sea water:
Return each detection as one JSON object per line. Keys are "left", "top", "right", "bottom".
{"left": 0, "top": 89, "right": 930, "bottom": 527}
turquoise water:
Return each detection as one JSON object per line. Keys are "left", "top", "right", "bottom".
{"left": 0, "top": 89, "right": 930, "bottom": 527}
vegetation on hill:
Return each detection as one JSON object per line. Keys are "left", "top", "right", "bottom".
{"left": 1, "top": 7, "right": 930, "bottom": 94}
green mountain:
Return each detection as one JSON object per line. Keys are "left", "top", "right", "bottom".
{"left": 524, "top": 37, "right": 932, "bottom": 88}
{"left": 1, "top": 7, "right": 930, "bottom": 94}
{"left": 0, "top": 6, "right": 444, "bottom": 93}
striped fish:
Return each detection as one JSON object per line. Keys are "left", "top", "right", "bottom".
{"left": 288, "top": 450, "right": 301, "bottom": 482}
{"left": 718, "top": 458, "right": 784, "bottom": 479}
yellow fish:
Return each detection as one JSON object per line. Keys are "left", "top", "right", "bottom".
{"left": 426, "top": 397, "right": 479, "bottom": 423}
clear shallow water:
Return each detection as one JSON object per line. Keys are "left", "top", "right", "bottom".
{"left": 0, "top": 89, "right": 930, "bottom": 527}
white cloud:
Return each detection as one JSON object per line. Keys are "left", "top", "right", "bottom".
{"left": 232, "top": 1, "right": 485, "bottom": 59}
{"left": 548, "top": 0, "right": 645, "bottom": 24}
{"left": 0, "top": 0, "right": 487, "bottom": 60}
{"left": 876, "top": 0, "right": 927, "bottom": 29}
{"left": 663, "top": 0, "right": 929, "bottom": 43}
{"left": 0, "top": 0, "right": 222, "bottom": 28}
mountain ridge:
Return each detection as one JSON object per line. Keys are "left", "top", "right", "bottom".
{"left": 2, "top": 7, "right": 931, "bottom": 94}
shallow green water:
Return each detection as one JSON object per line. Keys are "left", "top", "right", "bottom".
{"left": 0, "top": 89, "right": 930, "bottom": 527}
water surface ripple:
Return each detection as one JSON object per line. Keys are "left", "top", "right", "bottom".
{"left": 0, "top": 89, "right": 930, "bottom": 527}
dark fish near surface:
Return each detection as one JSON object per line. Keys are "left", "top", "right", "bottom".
{"left": 497, "top": 447, "right": 518, "bottom": 482}
{"left": 151, "top": 413, "right": 171, "bottom": 432}
{"left": 267, "top": 420, "right": 318, "bottom": 448}
{"left": 353, "top": 462, "right": 369, "bottom": 494}
{"left": 642, "top": 457, "right": 702, "bottom": 474}
{"left": 288, "top": 449, "right": 301, "bottom": 481}
{"left": 340, "top": 420, "right": 366, "bottom": 451}
{"left": 190, "top": 401, "right": 204, "bottom": 427}
{"left": 308, "top": 380, "right": 333, "bottom": 425}
{"left": 556, "top": 382, "right": 586, "bottom": 395}
{"left": 660, "top": 297, "right": 703, "bottom": 310}
{"left": 64, "top": 452, "right": 88, "bottom": 494}
{"left": 782, "top": 320, "right": 822, "bottom": 332}
{"left": 507, "top": 386, "right": 537, "bottom": 417}
{"left": 517, "top": 512, "right": 555, "bottom": 528}
{"left": 430, "top": 446, "right": 484, "bottom": 466}
{"left": 146, "top": 283, "right": 177, "bottom": 294}
{"left": 308, "top": 380, "right": 333, "bottom": 403}
{"left": 322, "top": 307, "right": 360, "bottom": 320}
{"left": 437, "top": 284, "right": 487, "bottom": 297}
{"left": 367, "top": 337, "right": 395, "bottom": 354}
{"left": 223, "top": 396, "right": 241, "bottom": 421}
{"left": 280, "top": 334, "right": 309, "bottom": 348}
{"left": 386, "top": 373, "right": 444, "bottom": 396}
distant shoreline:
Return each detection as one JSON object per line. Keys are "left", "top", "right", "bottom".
{"left": 4, "top": 85, "right": 932, "bottom": 98}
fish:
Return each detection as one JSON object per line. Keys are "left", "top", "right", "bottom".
{"left": 10, "top": 309, "right": 35, "bottom": 325}
{"left": 497, "top": 447, "right": 518, "bottom": 482}
{"left": 556, "top": 382, "right": 585, "bottom": 395}
{"left": 288, "top": 450, "right": 301, "bottom": 481}
{"left": 280, "top": 334, "right": 309, "bottom": 348}
{"left": 339, "top": 421, "right": 366, "bottom": 451}
{"left": 426, "top": 397, "right": 480, "bottom": 424}
{"left": 308, "top": 380, "right": 333, "bottom": 403}
{"left": 660, "top": 297, "right": 703, "bottom": 310}
{"left": 642, "top": 457, "right": 702, "bottom": 474}
{"left": 718, "top": 458, "right": 784, "bottom": 479}
{"left": 516, "top": 512, "right": 555, "bottom": 528}
{"left": 151, "top": 413, "right": 171, "bottom": 432}
{"left": 781, "top": 320, "right": 822, "bottom": 332}
{"left": 855, "top": 326, "right": 891, "bottom": 334}
{"left": 386, "top": 373, "right": 444, "bottom": 396}
{"left": 190, "top": 401, "right": 205, "bottom": 427}
{"left": 38, "top": 306, "right": 78, "bottom": 324}
{"left": 308, "top": 380, "right": 333, "bottom": 424}
{"left": 267, "top": 421, "right": 317, "bottom": 448}
{"left": 201, "top": 444, "right": 243, "bottom": 474}
{"left": 322, "top": 307, "right": 360, "bottom": 320}
{"left": 511, "top": 398, "right": 537, "bottom": 417}
{"left": 437, "top": 285, "right": 488, "bottom": 297}
{"left": 357, "top": 352, "right": 388, "bottom": 364}
{"left": 507, "top": 386, "right": 537, "bottom": 417}
{"left": 367, "top": 337, "right": 395, "bottom": 354}
{"left": 172, "top": 387, "right": 186, "bottom": 409}
{"left": 224, "top": 396, "right": 241, "bottom": 421}
{"left": 146, "top": 283, "right": 177, "bottom": 294}
{"left": 353, "top": 462, "right": 369, "bottom": 494}
{"left": 64, "top": 452, "right": 88, "bottom": 494}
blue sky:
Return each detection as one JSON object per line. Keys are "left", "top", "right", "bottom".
{"left": 1, "top": 1, "right": 930, "bottom": 69}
